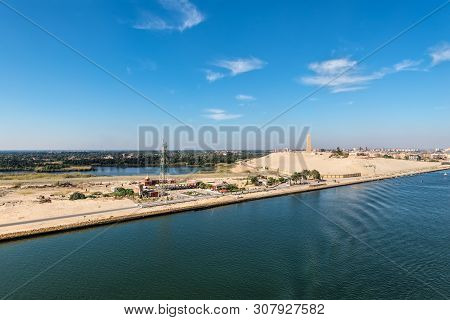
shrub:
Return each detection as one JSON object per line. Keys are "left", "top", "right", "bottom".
{"left": 112, "top": 187, "right": 134, "bottom": 198}
{"left": 250, "top": 176, "right": 260, "bottom": 185}
{"left": 224, "top": 184, "right": 239, "bottom": 192}
{"left": 198, "top": 182, "right": 212, "bottom": 189}
{"left": 69, "top": 192, "right": 86, "bottom": 200}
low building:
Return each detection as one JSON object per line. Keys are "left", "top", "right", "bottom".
{"left": 138, "top": 184, "right": 160, "bottom": 197}
{"left": 321, "top": 173, "right": 362, "bottom": 179}
{"left": 408, "top": 154, "right": 421, "bottom": 161}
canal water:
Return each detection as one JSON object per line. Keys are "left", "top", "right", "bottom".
{"left": 0, "top": 166, "right": 214, "bottom": 176}
{"left": 0, "top": 170, "right": 449, "bottom": 299}
{"left": 84, "top": 166, "right": 213, "bottom": 176}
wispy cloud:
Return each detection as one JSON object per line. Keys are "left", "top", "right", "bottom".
{"left": 205, "top": 70, "right": 225, "bottom": 82}
{"left": 300, "top": 58, "right": 383, "bottom": 92}
{"left": 429, "top": 42, "right": 450, "bottom": 66}
{"left": 300, "top": 57, "right": 422, "bottom": 93}
{"left": 393, "top": 59, "right": 422, "bottom": 71}
{"left": 204, "top": 108, "right": 242, "bottom": 120}
{"left": 214, "top": 57, "right": 266, "bottom": 76}
{"left": 331, "top": 86, "right": 367, "bottom": 93}
{"left": 235, "top": 94, "right": 255, "bottom": 101}
{"left": 308, "top": 58, "right": 357, "bottom": 75}
{"left": 134, "top": 0, "right": 204, "bottom": 32}
{"left": 205, "top": 57, "right": 266, "bottom": 82}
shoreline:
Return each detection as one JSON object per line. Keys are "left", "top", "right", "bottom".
{"left": 0, "top": 166, "right": 448, "bottom": 242}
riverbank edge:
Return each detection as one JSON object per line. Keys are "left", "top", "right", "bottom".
{"left": 1, "top": 166, "right": 448, "bottom": 242}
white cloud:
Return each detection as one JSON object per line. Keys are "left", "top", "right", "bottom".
{"left": 429, "top": 43, "right": 450, "bottom": 66}
{"left": 205, "top": 70, "right": 225, "bottom": 82}
{"left": 134, "top": 0, "right": 204, "bottom": 32}
{"left": 300, "top": 57, "right": 422, "bottom": 93}
{"left": 331, "top": 86, "right": 367, "bottom": 93}
{"left": 308, "top": 58, "right": 357, "bottom": 75}
{"left": 204, "top": 109, "right": 242, "bottom": 120}
{"left": 205, "top": 108, "right": 224, "bottom": 114}
{"left": 301, "top": 65, "right": 384, "bottom": 90}
{"left": 393, "top": 59, "right": 422, "bottom": 71}
{"left": 205, "top": 57, "right": 266, "bottom": 82}
{"left": 134, "top": 13, "right": 171, "bottom": 30}
{"left": 235, "top": 94, "right": 255, "bottom": 101}
{"left": 214, "top": 57, "right": 266, "bottom": 76}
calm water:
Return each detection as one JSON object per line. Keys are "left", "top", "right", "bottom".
{"left": 0, "top": 170, "right": 449, "bottom": 299}
{"left": 0, "top": 166, "right": 213, "bottom": 176}
{"left": 85, "top": 166, "right": 212, "bottom": 176}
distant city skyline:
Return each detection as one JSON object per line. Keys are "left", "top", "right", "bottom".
{"left": 0, "top": 0, "right": 449, "bottom": 150}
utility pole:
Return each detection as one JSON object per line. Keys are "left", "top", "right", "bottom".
{"left": 160, "top": 140, "right": 168, "bottom": 186}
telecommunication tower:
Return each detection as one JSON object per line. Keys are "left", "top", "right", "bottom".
{"left": 160, "top": 140, "right": 168, "bottom": 184}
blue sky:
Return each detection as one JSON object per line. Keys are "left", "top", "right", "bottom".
{"left": 0, "top": 0, "right": 449, "bottom": 150}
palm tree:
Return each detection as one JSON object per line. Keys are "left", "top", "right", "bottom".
{"left": 301, "top": 169, "right": 310, "bottom": 180}
{"left": 291, "top": 172, "right": 301, "bottom": 183}
{"left": 311, "top": 169, "right": 321, "bottom": 180}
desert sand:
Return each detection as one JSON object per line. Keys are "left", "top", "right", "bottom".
{"left": 234, "top": 151, "right": 442, "bottom": 176}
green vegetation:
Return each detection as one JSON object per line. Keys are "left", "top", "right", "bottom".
{"left": 197, "top": 182, "right": 212, "bottom": 189}
{"left": 224, "top": 184, "right": 240, "bottom": 192}
{"left": 87, "top": 191, "right": 103, "bottom": 199}
{"left": 69, "top": 192, "right": 86, "bottom": 200}
{"left": 290, "top": 172, "right": 301, "bottom": 182}
{"left": 278, "top": 177, "right": 287, "bottom": 183}
{"left": 250, "top": 176, "right": 260, "bottom": 185}
{"left": 0, "top": 150, "right": 269, "bottom": 172}
{"left": 112, "top": 188, "right": 135, "bottom": 198}
{"left": 291, "top": 169, "right": 321, "bottom": 181}
{"left": 330, "top": 147, "right": 349, "bottom": 158}
{"left": 267, "top": 177, "right": 277, "bottom": 186}
{"left": 310, "top": 169, "right": 321, "bottom": 180}
{"left": 35, "top": 165, "right": 92, "bottom": 172}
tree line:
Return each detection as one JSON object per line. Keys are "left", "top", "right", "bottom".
{"left": 0, "top": 151, "right": 269, "bottom": 172}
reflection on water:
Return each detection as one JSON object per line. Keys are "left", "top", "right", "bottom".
{"left": 87, "top": 166, "right": 213, "bottom": 176}
{"left": 0, "top": 170, "right": 448, "bottom": 299}
{"left": 0, "top": 166, "right": 214, "bottom": 176}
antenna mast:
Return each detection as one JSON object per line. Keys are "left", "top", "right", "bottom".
{"left": 160, "top": 140, "right": 168, "bottom": 184}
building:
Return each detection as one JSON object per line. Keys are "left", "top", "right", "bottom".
{"left": 138, "top": 184, "right": 160, "bottom": 198}
{"left": 321, "top": 173, "right": 362, "bottom": 179}
{"left": 306, "top": 133, "right": 312, "bottom": 153}
{"left": 408, "top": 154, "right": 421, "bottom": 161}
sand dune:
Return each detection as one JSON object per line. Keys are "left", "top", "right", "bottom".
{"left": 237, "top": 152, "right": 442, "bottom": 177}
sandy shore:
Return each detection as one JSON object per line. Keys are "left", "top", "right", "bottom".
{"left": 234, "top": 151, "right": 444, "bottom": 176}
{"left": 1, "top": 165, "right": 448, "bottom": 242}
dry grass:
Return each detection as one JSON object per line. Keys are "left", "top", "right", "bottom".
{"left": 214, "top": 163, "right": 234, "bottom": 173}
{"left": 0, "top": 173, "right": 94, "bottom": 181}
{"left": 16, "top": 189, "right": 34, "bottom": 195}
